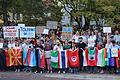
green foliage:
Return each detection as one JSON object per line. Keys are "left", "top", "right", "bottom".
{"left": 57, "top": 0, "right": 120, "bottom": 29}
{"left": 0, "top": 0, "right": 63, "bottom": 26}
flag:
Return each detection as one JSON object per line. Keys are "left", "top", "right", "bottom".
{"left": 4, "top": 49, "right": 11, "bottom": 66}
{"left": 4, "top": 48, "right": 22, "bottom": 66}
{"left": 58, "top": 50, "right": 68, "bottom": 69}
{"left": 40, "top": 53, "right": 46, "bottom": 69}
{"left": 102, "top": 48, "right": 107, "bottom": 67}
{"left": 111, "top": 47, "right": 118, "bottom": 57}
{"left": 37, "top": 49, "right": 41, "bottom": 68}
{"left": 23, "top": 48, "right": 29, "bottom": 66}
{"left": 11, "top": 48, "right": 22, "bottom": 66}
{"left": 37, "top": 48, "right": 46, "bottom": 68}
{"left": 67, "top": 49, "right": 80, "bottom": 68}
{"left": 51, "top": 51, "right": 58, "bottom": 68}
{"left": 107, "top": 47, "right": 119, "bottom": 67}
{"left": 97, "top": 48, "right": 107, "bottom": 67}
{"left": 28, "top": 48, "right": 36, "bottom": 67}
{"left": 85, "top": 47, "right": 98, "bottom": 66}
{"left": 116, "top": 49, "right": 120, "bottom": 68}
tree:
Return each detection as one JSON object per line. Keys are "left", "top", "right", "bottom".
{"left": 56, "top": 0, "right": 120, "bottom": 30}
{"left": 5, "top": 0, "right": 63, "bottom": 26}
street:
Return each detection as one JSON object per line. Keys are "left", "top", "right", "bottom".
{"left": 0, "top": 72, "right": 120, "bottom": 80}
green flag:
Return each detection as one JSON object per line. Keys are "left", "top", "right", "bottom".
{"left": 51, "top": 51, "right": 58, "bottom": 68}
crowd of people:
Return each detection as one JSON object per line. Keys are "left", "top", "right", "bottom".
{"left": 0, "top": 27, "right": 120, "bottom": 74}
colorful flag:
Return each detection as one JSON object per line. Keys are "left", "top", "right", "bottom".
{"left": 4, "top": 48, "right": 22, "bottom": 66}
{"left": 58, "top": 50, "right": 68, "bottom": 69}
{"left": 67, "top": 49, "right": 80, "bottom": 68}
{"left": 40, "top": 53, "right": 46, "bottom": 69}
{"left": 85, "top": 47, "right": 98, "bottom": 66}
{"left": 28, "top": 49, "right": 36, "bottom": 67}
{"left": 4, "top": 49, "right": 11, "bottom": 66}
{"left": 23, "top": 48, "right": 29, "bottom": 66}
{"left": 51, "top": 51, "right": 58, "bottom": 68}
{"left": 97, "top": 48, "right": 107, "bottom": 67}
{"left": 37, "top": 49, "right": 41, "bottom": 68}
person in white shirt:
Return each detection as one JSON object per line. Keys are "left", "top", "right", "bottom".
{"left": 53, "top": 40, "right": 63, "bottom": 51}
{"left": 88, "top": 31, "right": 96, "bottom": 47}
{"left": 72, "top": 31, "right": 80, "bottom": 43}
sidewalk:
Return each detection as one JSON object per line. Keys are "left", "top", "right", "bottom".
{"left": 0, "top": 72, "right": 120, "bottom": 80}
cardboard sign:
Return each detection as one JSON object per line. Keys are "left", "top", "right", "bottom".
{"left": 47, "top": 21, "right": 58, "bottom": 29}
{"left": 20, "top": 27, "right": 35, "bottom": 38}
{"left": 62, "top": 27, "right": 72, "bottom": 41}
{"left": 103, "top": 27, "right": 111, "bottom": 33}
{"left": 36, "top": 26, "right": 45, "bottom": 35}
{"left": 3, "top": 26, "right": 19, "bottom": 38}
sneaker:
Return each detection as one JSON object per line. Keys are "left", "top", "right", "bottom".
{"left": 47, "top": 71, "right": 49, "bottom": 73}
{"left": 100, "top": 70, "right": 104, "bottom": 74}
{"left": 40, "top": 71, "right": 43, "bottom": 74}
{"left": 15, "top": 69, "right": 17, "bottom": 72}
{"left": 17, "top": 69, "right": 20, "bottom": 72}
{"left": 58, "top": 71, "right": 60, "bottom": 74}
{"left": 34, "top": 71, "right": 38, "bottom": 73}
{"left": 50, "top": 71, "right": 52, "bottom": 73}
{"left": 63, "top": 71, "right": 65, "bottom": 74}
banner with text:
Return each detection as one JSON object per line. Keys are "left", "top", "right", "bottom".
{"left": 3, "top": 26, "right": 19, "bottom": 38}
{"left": 20, "top": 27, "right": 35, "bottom": 38}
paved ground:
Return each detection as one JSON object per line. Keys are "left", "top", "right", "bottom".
{"left": 0, "top": 72, "right": 120, "bottom": 80}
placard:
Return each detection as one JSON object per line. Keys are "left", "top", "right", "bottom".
{"left": 46, "top": 21, "right": 58, "bottom": 29}
{"left": 103, "top": 27, "right": 111, "bottom": 33}
{"left": 62, "top": 27, "right": 72, "bottom": 41}
{"left": 36, "top": 26, "right": 45, "bottom": 35}
{"left": 3, "top": 26, "right": 19, "bottom": 38}
{"left": 43, "top": 29, "right": 49, "bottom": 35}
{"left": 20, "top": 27, "right": 35, "bottom": 38}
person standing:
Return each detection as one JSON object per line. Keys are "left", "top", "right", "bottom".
{"left": 44, "top": 38, "right": 52, "bottom": 73}
{"left": 77, "top": 37, "right": 87, "bottom": 71}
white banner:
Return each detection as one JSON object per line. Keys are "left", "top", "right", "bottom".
{"left": 20, "top": 27, "right": 35, "bottom": 38}
{"left": 103, "top": 27, "right": 111, "bottom": 33}
{"left": 3, "top": 26, "right": 19, "bottom": 38}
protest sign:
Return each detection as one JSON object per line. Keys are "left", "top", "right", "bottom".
{"left": 103, "top": 27, "right": 112, "bottom": 44}
{"left": 103, "top": 27, "right": 111, "bottom": 33}
{"left": 46, "top": 21, "right": 58, "bottom": 29}
{"left": 3, "top": 26, "right": 19, "bottom": 38}
{"left": 36, "top": 26, "right": 45, "bottom": 35}
{"left": 62, "top": 27, "right": 72, "bottom": 41}
{"left": 20, "top": 27, "right": 35, "bottom": 38}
